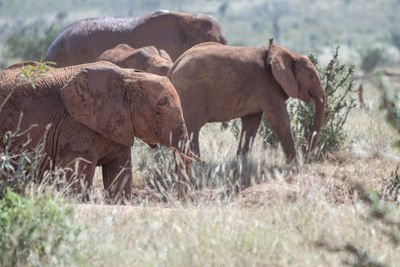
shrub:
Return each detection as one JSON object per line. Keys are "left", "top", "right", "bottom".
{"left": 377, "top": 71, "right": 400, "bottom": 149}
{"left": 0, "top": 188, "right": 84, "bottom": 266}
{"left": 360, "top": 47, "right": 388, "bottom": 73}
{"left": 391, "top": 30, "right": 400, "bottom": 51}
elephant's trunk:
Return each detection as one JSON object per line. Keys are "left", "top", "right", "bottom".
{"left": 169, "top": 127, "right": 203, "bottom": 199}
{"left": 309, "top": 90, "right": 326, "bottom": 151}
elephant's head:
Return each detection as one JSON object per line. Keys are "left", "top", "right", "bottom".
{"left": 267, "top": 44, "right": 326, "bottom": 151}
{"left": 97, "top": 44, "right": 173, "bottom": 76}
{"left": 60, "top": 65, "right": 192, "bottom": 156}
{"left": 187, "top": 14, "right": 228, "bottom": 46}
{"left": 160, "top": 12, "right": 227, "bottom": 56}
{"left": 135, "top": 11, "right": 227, "bottom": 61}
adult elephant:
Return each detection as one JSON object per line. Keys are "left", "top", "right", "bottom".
{"left": 96, "top": 44, "right": 173, "bottom": 76}
{"left": 168, "top": 42, "right": 326, "bottom": 161}
{"left": 0, "top": 61, "right": 197, "bottom": 201}
{"left": 44, "top": 11, "right": 227, "bottom": 67}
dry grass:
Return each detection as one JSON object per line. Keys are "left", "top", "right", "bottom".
{"left": 74, "top": 76, "right": 400, "bottom": 266}
{"left": 74, "top": 194, "right": 400, "bottom": 266}
{"left": 2, "top": 64, "right": 396, "bottom": 265}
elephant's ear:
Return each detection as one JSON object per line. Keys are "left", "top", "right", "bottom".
{"left": 266, "top": 45, "right": 299, "bottom": 98}
{"left": 60, "top": 67, "right": 135, "bottom": 147}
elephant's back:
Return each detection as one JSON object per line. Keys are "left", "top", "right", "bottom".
{"left": 0, "top": 65, "right": 62, "bottom": 102}
{"left": 0, "top": 61, "right": 108, "bottom": 100}
{"left": 169, "top": 43, "right": 265, "bottom": 89}
{"left": 44, "top": 17, "right": 140, "bottom": 66}
{"left": 44, "top": 11, "right": 179, "bottom": 66}
{"left": 172, "top": 43, "right": 263, "bottom": 72}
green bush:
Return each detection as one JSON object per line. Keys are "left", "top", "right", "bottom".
{"left": 391, "top": 30, "right": 400, "bottom": 51}
{"left": 360, "top": 47, "right": 388, "bottom": 73}
{"left": 377, "top": 72, "right": 400, "bottom": 149}
{"left": 4, "top": 24, "right": 59, "bottom": 62}
{"left": 0, "top": 188, "right": 84, "bottom": 266}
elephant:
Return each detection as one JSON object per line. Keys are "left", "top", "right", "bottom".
{"left": 44, "top": 11, "right": 227, "bottom": 67}
{"left": 168, "top": 42, "right": 326, "bottom": 161}
{"left": 96, "top": 44, "right": 173, "bottom": 76}
{"left": 0, "top": 61, "right": 197, "bottom": 201}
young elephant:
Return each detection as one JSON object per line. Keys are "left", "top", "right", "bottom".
{"left": 96, "top": 44, "right": 173, "bottom": 76}
{"left": 0, "top": 61, "right": 196, "bottom": 201}
{"left": 168, "top": 42, "right": 326, "bottom": 160}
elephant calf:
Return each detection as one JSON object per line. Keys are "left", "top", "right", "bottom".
{"left": 0, "top": 61, "right": 196, "bottom": 201}
{"left": 96, "top": 44, "right": 173, "bottom": 76}
{"left": 168, "top": 42, "right": 326, "bottom": 160}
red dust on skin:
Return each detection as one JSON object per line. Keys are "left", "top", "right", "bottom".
{"left": 168, "top": 42, "right": 326, "bottom": 160}
{"left": 44, "top": 11, "right": 228, "bottom": 67}
{"left": 0, "top": 61, "right": 195, "bottom": 201}
{"left": 96, "top": 44, "right": 173, "bottom": 76}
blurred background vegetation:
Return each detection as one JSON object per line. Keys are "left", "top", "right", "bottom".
{"left": 0, "top": 0, "right": 400, "bottom": 70}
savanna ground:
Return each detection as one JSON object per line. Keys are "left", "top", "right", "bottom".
{"left": 1, "top": 0, "right": 400, "bottom": 266}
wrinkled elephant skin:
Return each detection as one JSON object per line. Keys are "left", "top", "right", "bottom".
{"left": 96, "top": 44, "right": 173, "bottom": 76}
{"left": 44, "top": 11, "right": 227, "bottom": 67}
{"left": 0, "top": 61, "right": 192, "bottom": 201}
{"left": 168, "top": 42, "right": 326, "bottom": 161}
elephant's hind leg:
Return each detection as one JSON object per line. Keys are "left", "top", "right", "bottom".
{"left": 102, "top": 148, "right": 132, "bottom": 203}
{"left": 237, "top": 113, "right": 263, "bottom": 155}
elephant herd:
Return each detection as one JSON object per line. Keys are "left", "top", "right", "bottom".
{"left": 0, "top": 11, "right": 326, "bottom": 202}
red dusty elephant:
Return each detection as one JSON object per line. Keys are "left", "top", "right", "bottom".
{"left": 168, "top": 42, "right": 326, "bottom": 161}
{"left": 96, "top": 44, "right": 173, "bottom": 76}
{"left": 44, "top": 11, "right": 227, "bottom": 67}
{"left": 0, "top": 61, "right": 198, "bottom": 201}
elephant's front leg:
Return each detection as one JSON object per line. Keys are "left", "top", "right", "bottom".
{"left": 102, "top": 148, "right": 132, "bottom": 203}
{"left": 56, "top": 155, "right": 97, "bottom": 201}
{"left": 263, "top": 103, "right": 296, "bottom": 162}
